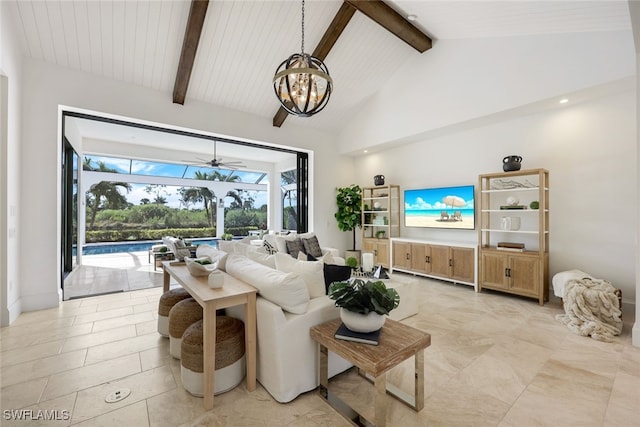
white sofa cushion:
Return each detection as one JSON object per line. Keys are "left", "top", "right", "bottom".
{"left": 274, "top": 252, "right": 325, "bottom": 299}
{"left": 225, "top": 254, "right": 309, "bottom": 314}
{"left": 247, "top": 248, "right": 276, "bottom": 269}
{"left": 218, "top": 240, "right": 259, "bottom": 256}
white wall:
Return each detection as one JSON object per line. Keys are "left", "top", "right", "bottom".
{"left": 0, "top": 1, "right": 23, "bottom": 325}
{"left": 15, "top": 58, "right": 354, "bottom": 314}
{"left": 339, "top": 31, "right": 635, "bottom": 154}
{"left": 353, "top": 90, "right": 637, "bottom": 311}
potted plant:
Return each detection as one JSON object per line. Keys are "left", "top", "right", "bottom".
{"left": 335, "top": 184, "right": 362, "bottom": 265}
{"left": 221, "top": 233, "right": 234, "bottom": 241}
{"left": 328, "top": 279, "right": 400, "bottom": 332}
{"left": 345, "top": 256, "right": 358, "bottom": 270}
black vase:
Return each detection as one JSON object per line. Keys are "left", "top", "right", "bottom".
{"left": 502, "top": 155, "right": 522, "bottom": 172}
{"left": 374, "top": 175, "right": 385, "bottom": 186}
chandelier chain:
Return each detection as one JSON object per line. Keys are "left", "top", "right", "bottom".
{"left": 301, "top": 0, "right": 305, "bottom": 55}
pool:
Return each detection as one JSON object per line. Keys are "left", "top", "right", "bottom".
{"left": 79, "top": 238, "right": 220, "bottom": 255}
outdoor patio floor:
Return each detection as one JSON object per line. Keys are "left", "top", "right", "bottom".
{"left": 64, "top": 251, "right": 164, "bottom": 300}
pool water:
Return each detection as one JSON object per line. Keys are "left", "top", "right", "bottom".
{"left": 79, "top": 238, "right": 220, "bottom": 255}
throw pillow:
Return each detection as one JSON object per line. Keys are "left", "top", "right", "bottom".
{"left": 263, "top": 234, "right": 279, "bottom": 252}
{"left": 323, "top": 264, "right": 352, "bottom": 294}
{"left": 307, "top": 251, "right": 337, "bottom": 265}
{"left": 274, "top": 252, "right": 325, "bottom": 299}
{"left": 285, "top": 238, "right": 305, "bottom": 259}
{"left": 225, "top": 254, "right": 309, "bottom": 314}
{"left": 273, "top": 234, "right": 297, "bottom": 253}
{"left": 263, "top": 239, "right": 277, "bottom": 255}
{"left": 301, "top": 235, "right": 323, "bottom": 258}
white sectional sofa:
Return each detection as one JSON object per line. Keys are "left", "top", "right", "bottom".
{"left": 193, "top": 241, "right": 418, "bottom": 403}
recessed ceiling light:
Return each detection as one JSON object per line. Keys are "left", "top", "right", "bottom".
{"left": 364, "top": 150, "right": 368, "bottom": 153}
{"left": 559, "top": 98, "right": 569, "bottom": 104}
{"left": 407, "top": 14, "right": 417, "bottom": 21}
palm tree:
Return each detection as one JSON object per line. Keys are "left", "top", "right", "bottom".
{"left": 83, "top": 158, "right": 132, "bottom": 229}
{"left": 179, "top": 171, "right": 216, "bottom": 227}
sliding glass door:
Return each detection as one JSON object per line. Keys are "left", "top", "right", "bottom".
{"left": 61, "top": 138, "right": 79, "bottom": 280}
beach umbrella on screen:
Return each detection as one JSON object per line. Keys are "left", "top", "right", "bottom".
{"left": 442, "top": 195, "right": 466, "bottom": 213}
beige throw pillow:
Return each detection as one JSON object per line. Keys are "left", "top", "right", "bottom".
{"left": 274, "top": 252, "right": 325, "bottom": 299}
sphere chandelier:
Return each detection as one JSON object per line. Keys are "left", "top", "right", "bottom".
{"left": 273, "top": 0, "right": 333, "bottom": 117}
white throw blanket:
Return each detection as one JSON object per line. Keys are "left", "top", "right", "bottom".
{"left": 555, "top": 278, "right": 622, "bottom": 342}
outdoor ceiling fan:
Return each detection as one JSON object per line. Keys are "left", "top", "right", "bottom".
{"left": 189, "top": 140, "right": 246, "bottom": 169}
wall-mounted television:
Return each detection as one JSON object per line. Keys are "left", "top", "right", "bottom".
{"left": 404, "top": 185, "right": 475, "bottom": 230}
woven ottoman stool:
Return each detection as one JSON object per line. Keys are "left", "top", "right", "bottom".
{"left": 169, "top": 298, "right": 203, "bottom": 359}
{"left": 181, "top": 317, "right": 246, "bottom": 396}
{"left": 158, "top": 288, "right": 191, "bottom": 337}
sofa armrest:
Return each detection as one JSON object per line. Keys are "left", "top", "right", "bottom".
{"left": 321, "top": 247, "right": 346, "bottom": 266}
{"left": 227, "top": 295, "right": 351, "bottom": 403}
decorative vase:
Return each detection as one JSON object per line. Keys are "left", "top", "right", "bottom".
{"left": 340, "top": 308, "right": 385, "bottom": 333}
{"left": 374, "top": 175, "right": 385, "bottom": 186}
{"left": 502, "top": 155, "right": 522, "bottom": 172}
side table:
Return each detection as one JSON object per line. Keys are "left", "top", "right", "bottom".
{"left": 310, "top": 318, "right": 430, "bottom": 427}
{"left": 149, "top": 250, "right": 174, "bottom": 271}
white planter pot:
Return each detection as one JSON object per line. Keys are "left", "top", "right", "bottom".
{"left": 340, "top": 308, "right": 385, "bottom": 333}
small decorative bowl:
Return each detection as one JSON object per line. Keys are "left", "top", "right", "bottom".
{"left": 184, "top": 257, "right": 217, "bottom": 277}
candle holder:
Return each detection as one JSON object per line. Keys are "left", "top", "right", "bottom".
{"left": 361, "top": 252, "right": 375, "bottom": 274}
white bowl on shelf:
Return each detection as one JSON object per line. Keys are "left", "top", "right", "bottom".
{"left": 184, "top": 257, "right": 217, "bottom": 277}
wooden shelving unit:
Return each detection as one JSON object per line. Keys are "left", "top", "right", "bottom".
{"left": 361, "top": 185, "right": 400, "bottom": 268}
{"left": 478, "top": 168, "right": 549, "bottom": 304}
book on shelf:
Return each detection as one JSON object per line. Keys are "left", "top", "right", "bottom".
{"left": 334, "top": 322, "right": 381, "bottom": 345}
{"left": 499, "top": 205, "right": 527, "bottom": 210}
{"left": 497, "top": 242, "right": 525, "bottom": 249}
{"left": 496, "top": 246, "right": 525, "bottom": 252}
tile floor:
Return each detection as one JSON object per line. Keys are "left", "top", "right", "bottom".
{"left": 63, "top": 252, "right": 165, "bottom": 300}
{"left": 1, "top": 269, "right": 638, "bottom": 426}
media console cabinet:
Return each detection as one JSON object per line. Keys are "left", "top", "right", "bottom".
{"left": 389, "top": 238, "right": 477, "bottom": 291}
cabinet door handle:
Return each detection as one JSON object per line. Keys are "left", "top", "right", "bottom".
{"left": 449, "top": 259, "right": 453, "bottom": 267}
{"left": 505, "top": 268, "right": 511, "bottom": 278}
{"left": 406, "top": 253, "right": 410, "bottom": 260}
{"left": 373, "top": 249, "right": 377, "bottom": 256}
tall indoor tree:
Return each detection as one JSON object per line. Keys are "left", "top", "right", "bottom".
{"left": 335, "top": 184, "right": 362, "bottom": 251}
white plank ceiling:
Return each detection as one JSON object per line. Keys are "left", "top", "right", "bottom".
{"left": 8, "top": 0, "right": 633, "bottom": 142}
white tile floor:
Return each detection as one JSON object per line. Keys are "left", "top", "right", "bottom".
{"left": 2, "top": 262, "right": 639, "bottom": 426}
{"left": 63, "top": 251, "right": 165, "bottom": 300}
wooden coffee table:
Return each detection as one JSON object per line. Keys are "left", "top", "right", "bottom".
{"left": 310, "top": 318, "right": 431, "bottom": 427}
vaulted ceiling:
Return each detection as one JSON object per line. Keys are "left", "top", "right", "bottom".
{"left": 9, "top": 0, "right": 633, "bottom": 136}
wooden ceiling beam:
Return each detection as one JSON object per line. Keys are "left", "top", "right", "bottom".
{"left": 345, "top": 0, "right": 432, "bottom": 53}
{"left": 273, "top": 2, "right": 356, "bottom": 128}
{"left": 173, "top": 0, "right": 209, "bottom": 105}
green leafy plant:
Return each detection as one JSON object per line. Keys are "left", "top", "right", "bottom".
{"left": 159, "top": 246, "right": 168, "bottom": 253}
{"left": 529, "top": 200, "right": 539, "bottom": 209}
{"left": 193, "top": 258, "right": 212, "bottom": 265}
{"left": 221, "top": 233, "right": 234, "bottom": 241}
{"left": 375, "top": 230, "right": 386, "bottom": 239}
{"left": 328, "top": 279, "right": 400, "bottom": 315}
{"left": 346, "top": 256, "right": 358, "bottom": 269}
{"left": 335, "top": 184, "right": 362, "bottom": 251}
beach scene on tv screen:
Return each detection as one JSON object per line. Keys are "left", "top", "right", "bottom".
{"left": 405, "top": 185, "right": 475, "bottom": 229}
